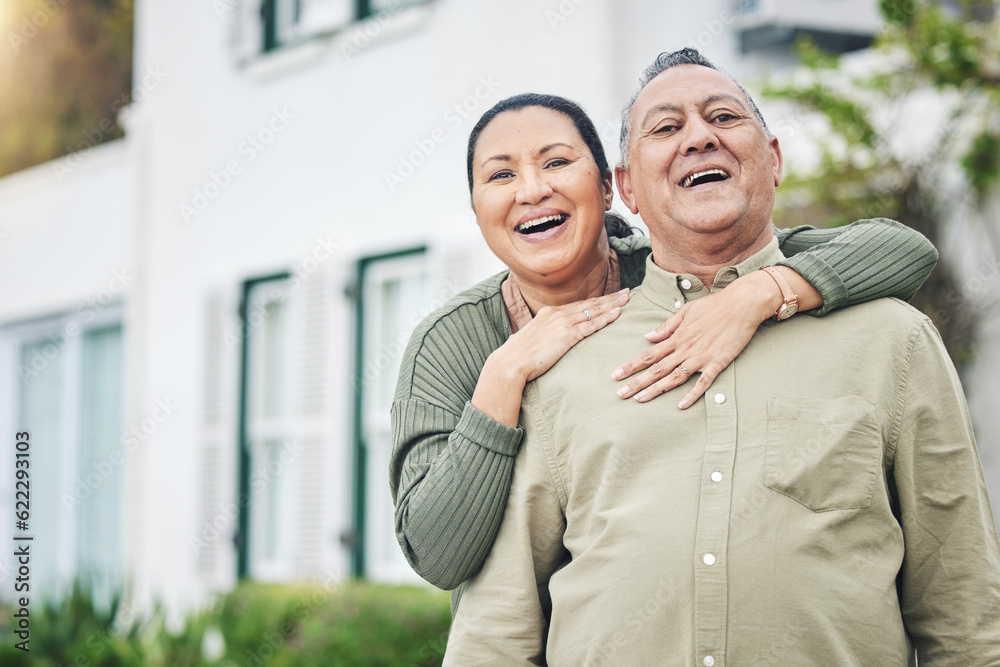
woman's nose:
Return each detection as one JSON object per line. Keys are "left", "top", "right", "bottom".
{"left": 515, "top": 169, "right": 554, "bottom": 204}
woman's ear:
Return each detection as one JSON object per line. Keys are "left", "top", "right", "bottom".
{"left": 602, "top": 172, "right": 614, "bottom": 210}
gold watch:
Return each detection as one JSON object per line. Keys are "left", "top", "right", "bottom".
{"left": 759, "top": 266, "right": 799, "bottom": 321}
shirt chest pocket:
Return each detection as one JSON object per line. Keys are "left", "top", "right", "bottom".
{"left": 764, "top": 396, "right": 884, "bottom": 512}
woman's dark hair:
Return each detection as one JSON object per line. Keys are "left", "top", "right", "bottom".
{"left": 466, "top": 93, "right": 637, "bottom": 239}
{"left": 603, "top": 211, "right": 636, "bottom": 239}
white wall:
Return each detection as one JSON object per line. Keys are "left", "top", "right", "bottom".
{"left": 0, "top": 141, "right": 135, "bottom": 322}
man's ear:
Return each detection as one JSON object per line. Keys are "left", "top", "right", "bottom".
{"left": 770, "top": 135, "right": 783, "bottom": 187}
{"left": 602, "top": 171, "right": 614, "bottom": 210}
{"left": 615, "top": 164, "right": 640, "bottom": 215}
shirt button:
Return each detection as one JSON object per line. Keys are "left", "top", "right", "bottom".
{"left": 680, "top": 279, "right": 693, "bottom": 290}
{"left": 674, "top": 300, "right": 682, "bottom": 309}
{"left": 711, "top": 471, "right": 723, "bottom": 483}
{"left": 704, "top": 657, "right": 716, "bottom": 667}
{"left": 703, "top": 553, "right": 716, "bottom": 566}
{"left": 714, "top": 393, "right": 726, "bottom": 404}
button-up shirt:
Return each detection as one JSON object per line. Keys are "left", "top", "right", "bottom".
{"left": 444, "top": 237, "right": 1000, "bottom": 666}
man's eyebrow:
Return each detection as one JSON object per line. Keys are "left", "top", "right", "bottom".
{"left": 640, "top": 94, "right": 750, "bottom": 129}
{"left": 704, "top": 93, "right": 749, "bottom": 110}
{"left": 641, "top": 104, "right": 682, "bottom": 129}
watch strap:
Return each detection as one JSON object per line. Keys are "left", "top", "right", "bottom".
{"left": 759, "top": 266, "right": 798, "bottom": 320}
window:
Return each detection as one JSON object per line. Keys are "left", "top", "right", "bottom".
{"left": 238, "top": 275, "right": 298, "bottom": 581}
{"left": 263, "top": 0, "right": 353, "bottom": 52}
{"left": 229, "top": 263, "right": 343, "bottom": 585}
{"left": 0, "top": 308, "right": 124, "bottom": 601}
{"left": 231, "top": 0, "right": 425, "bottom": 58}
{"left": 352, "top": 248, "right": 429, "bottom": 581}
{"left": 733, "top": 0, "right": 877, "bottom": 54}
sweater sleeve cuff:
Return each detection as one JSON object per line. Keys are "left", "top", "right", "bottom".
{"left": 456, "top": 401, "right": 525, "bottom": 457}
{"left": 777, "top": 252, "right": 848, "bottom": 317}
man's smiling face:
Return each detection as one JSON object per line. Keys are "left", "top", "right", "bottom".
{"left": 616, "top": 64, "right": 783, "bottom": 247}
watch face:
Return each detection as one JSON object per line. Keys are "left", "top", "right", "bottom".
{"left": 776, "top": 304, "right": 798, "bottom": 320}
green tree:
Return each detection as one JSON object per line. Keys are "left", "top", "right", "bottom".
{"left": 763, "top": 0, "right": 1000, "bottom": 368}
{"left": 0, "top": 0, "right": 133, "bottom": 179}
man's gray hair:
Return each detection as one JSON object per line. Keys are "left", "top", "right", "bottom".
{"left": 619, "top": 48, "right": 770, "bottom": 168}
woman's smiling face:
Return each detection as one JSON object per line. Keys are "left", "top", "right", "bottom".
{"left": 471, "top": 106, "right": 613, "bottom": 285}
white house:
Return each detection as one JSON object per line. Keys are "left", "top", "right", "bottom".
{"left": 0, "top": 0, "right": 996, "bottom": 617}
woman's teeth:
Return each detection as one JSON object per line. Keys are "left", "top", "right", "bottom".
{"left": 516, "top": 214, "right": 565, "bottom": 232}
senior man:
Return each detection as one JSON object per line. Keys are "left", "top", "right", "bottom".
{"left": 442, "top": 49, "right": 1000, "bottom": 666}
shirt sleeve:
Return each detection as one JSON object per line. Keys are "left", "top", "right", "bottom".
{"left": 774, "top": 218, "right": 938, "bottom": 316}
{"left": 389, "top": 299, "right": 525, "bottom": 591}
{"left": 443, "top": 384, "right": 566, "bottom": 665}
{"left": 892, "top": 317, "right": 1000, "bottom": 664}
{"left": 391, "top": 398, "right": 523, "bottom": 590}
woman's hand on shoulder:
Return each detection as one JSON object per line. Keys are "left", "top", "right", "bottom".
{"left": 611, "top": 272, "right": 781, "bottom": 409}
{"left": 472, "top": 288, "right": 630, "bottom": 428}
{"left": 510, "top": 288, "right": 630, "bottom": 383}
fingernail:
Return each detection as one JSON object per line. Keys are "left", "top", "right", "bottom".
{"left": 678, "top": 398, "right": 690, "bottom": 409}
{"left": 635, "top": 390, "right": 648, "bottom": 402}
{"left": 617, "top": 386, "right": 630, "bottom": 398}
{"left": 612, "top": 368, "right": 624, "bottom": 380}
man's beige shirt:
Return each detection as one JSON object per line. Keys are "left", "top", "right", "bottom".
{"left": 444, "top": 238, "right": 1000, "bottom": 666}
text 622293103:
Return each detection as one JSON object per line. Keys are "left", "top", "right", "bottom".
{"left": 13, "top": 431, "right": 32, "bottom": 653}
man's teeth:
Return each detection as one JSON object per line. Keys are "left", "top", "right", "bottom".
{"left": 682, "top": 169, "right": 729, "bottom": 188}
{"left": 517, "top": 214, "right": 564, "bottom": 231}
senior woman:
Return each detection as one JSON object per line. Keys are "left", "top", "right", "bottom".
{"left": 390, "top": 93, "right": 936, "bottom": 604}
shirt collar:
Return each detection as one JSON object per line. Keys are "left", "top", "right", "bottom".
{"left": 639, "top": 236, "right": 785, "bottom": 313}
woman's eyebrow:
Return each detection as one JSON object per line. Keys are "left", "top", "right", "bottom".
{"left": 480, "top": 154, "right": 511, "bottom": 169}
{"left": 479, "top": 141, "right": 576, "bottom": 168}
{"left": 481, "top": 142, "right": 576, "bottom": 169}
{"left": 537, "top": 142, "right": 575, "bottom": 155}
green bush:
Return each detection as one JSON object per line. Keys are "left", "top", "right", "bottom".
{"left": 0, "top": 580, "right": 451, "bottom": 666}
{"left": 218, "top": 581, "right": 451, "bottom": 667}
{"left": 0, "top": 581, "right": 148, "bottom": 666}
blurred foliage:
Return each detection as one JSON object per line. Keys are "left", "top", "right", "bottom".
{"left": 218, "top": 581, "right": 451, "bottom": 666}
{"left": 0, "top": 579, "right": 451, "bottom": 666}
{"left": 764, "top": 0, "right": 1000, "bottom": 368}
{"left": 0, "top": 581, "right": 150, "bottom": 665}
{"left": 0, "top": 0, "right": 133, "bottom": 179}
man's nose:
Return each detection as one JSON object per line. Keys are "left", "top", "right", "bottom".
{"left": 681, "top": 116, "right": 719, "bottom": 154}
{"left": 515, "top": 169, "right": 554, "bottom": 204}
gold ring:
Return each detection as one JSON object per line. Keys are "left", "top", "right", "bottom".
{"left": 583, "top": 309, "right": 591, "bottom": 321}
{"left": 677, "top": 365, "right": 690, "bottom": 377}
